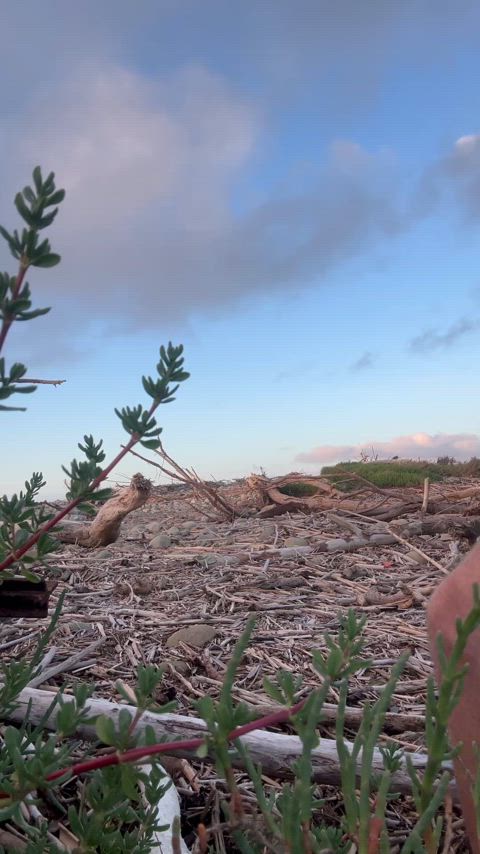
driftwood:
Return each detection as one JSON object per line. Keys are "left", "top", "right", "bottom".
{"left": 55, "top": 473, "right": 151, "bottom": 548}
{"left": 248, "top": 473, "right": 415, "bottom": 519}
{"left": 247, "top": 473, "right": 480, "bottom": 527}
{"left": 7, "top": 686, "right": 457, "bottom": 801}
{"left": 129, "top": 442, "right": 242, "bottom": 521}
{"left": 394, "top": 514, "right": 480, "bottom": 544}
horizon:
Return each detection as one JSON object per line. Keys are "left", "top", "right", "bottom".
{"left": 2, "top": 2, "right": 480, "bottom": 499}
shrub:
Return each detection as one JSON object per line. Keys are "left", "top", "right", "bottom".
{"left": 321, "top": 461, "right": 445, "bottom": 491}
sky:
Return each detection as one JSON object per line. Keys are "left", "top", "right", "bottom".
{"left": 2, "top": 1, "right": 480, "bottom": 497}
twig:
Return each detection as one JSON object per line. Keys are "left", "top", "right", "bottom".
{"left": 422, "top": 478, "right": 430, "bottom": 515}
{"left": 27, "top": 639, "right": 105, "bottom": 688}
{"left": 125, "top": 443, "right": 240, "bottom": 521}
{"left": 387, "top": 528, "right": 448, "bottom": 574}
{"left": 16, "top": 378, "right": 65, "bottom": 386}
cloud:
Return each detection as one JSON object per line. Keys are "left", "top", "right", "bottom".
{"left": 409, "top": 317, "right": 480, "bottom": 353}
{"left": 2, "top": 4, "right": 480, "bottom": 364}
{"left": 296, "top": 432, "right": 480, "bottom": 465}
{"left": 415, "top": 133, "right": 480, "bottom": 219}
{"left": 0, "top": 61, "right": 406, "bottom": 355}
{"left": 350, "top": 351, "right": 375, "bottom": 371}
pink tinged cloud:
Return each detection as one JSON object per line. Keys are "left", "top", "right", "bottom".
{"left": 296, "top": 432, "right": 480, "bottom": 465}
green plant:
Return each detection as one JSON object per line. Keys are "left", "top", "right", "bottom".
{"left": 322, "top": 461, "right": 445, "bottom": 491}
{"left": 0, "top": 167, "right": 190, "bottom": 848}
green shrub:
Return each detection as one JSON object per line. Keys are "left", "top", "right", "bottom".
{"left": 321, "top": 459, "right": 477, "bottom": 491}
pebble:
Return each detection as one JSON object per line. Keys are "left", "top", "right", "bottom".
{"left": 166, "top": 624, "right": 217, "bottom": 649}
{"left": 196, "top": 553, "right": 221, "bottom": 568}
{"left": 146, "top": 521, "right": 163, "bottom": 534}
{"left": 261, "top": 524, "right": 276, "bottom": 540}
{"left": 166, "top": 658, "right": 190, "bottom": 675}
{"left": 167, "top": 526, "right": 181, "bottom": 538}
{"left": 181, "top": 521, "right": 197, "bottom": 531}
{"left": 150, "top": 534, "right": 172, "bottom": 549}
{"left": 195, "top": 535, "right": 216, "bottom": 546}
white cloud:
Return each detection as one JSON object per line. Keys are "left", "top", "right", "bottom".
{"left": 296, "top": 432, "right": 480, "bottom": 465}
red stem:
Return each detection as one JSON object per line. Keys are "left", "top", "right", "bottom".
{"left": 0, "top": 699, "right": 307, "bottom": 797}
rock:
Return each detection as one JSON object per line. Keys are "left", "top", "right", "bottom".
{"left": 307, "top": 555, "right": 327, "bottom": 568}
{"left": 166, "top": 624, "right": 217, "bottom": 649}
{"left": 223, "top": 554, "right": 243, "bottom": 567}
{"left": 261, "top": 524, "right": 276, "bottom": 540}
{"left": 166, "top": 657, "right": 190, "bottom": 675}
{"left": 70, "top": 622, "right": 94, "bottom": 632}
{"left": 150, "top": 534, "right": 172, "bottom": 549}
{"left": 97, "top": 549, "right": 113, "bottom": 559}
{"left": 147, "top": 521, "right": 163, "bottom": 534}
{"left": 406, "top": 549, "right": 428, "bottom": 565}
{"left": 284, "top": 536, "right": 309, "bottom": 548}
{"left": 181, "top": 521, "right": 197, "bottom": 531}
{"left": 129, "top": 527, "right": 146, "bottom": 539}
{"left": 196, "top": 553, "right": 221, "bottom": 568}
{"left": 167, "top": 526, "right": 181, "bottom": 537}
{"left": 195, "top": 535, "right": 216, "bottom": 546}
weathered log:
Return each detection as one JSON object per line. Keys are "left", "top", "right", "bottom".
{"left": 394, "top": 515, "right": 480, "bottom": 544}
{"left": 7, "top": 686, "right": 457, "bottom": 800}
{"left": 55, "top": 473, "right": 151, "bottom": 548}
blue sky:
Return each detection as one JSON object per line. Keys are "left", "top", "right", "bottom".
{"left": 2, "top": 1, "right": 480, "bottom": 497}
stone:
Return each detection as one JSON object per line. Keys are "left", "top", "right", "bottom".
{"left": 195, "top": 535, "right": 216, "bottom": 546}
{"left": 284, "top": 536, "right": 309, "bottom": 548}
{"left": 196, "top": 553, "right": 221, "bottom": 568}
{"left": 167, "top": 526, "right": 181, "bottom": 537}
{"left": 261, "top": 524, "right": 276, "bottom": 540}
{"left": 150, "top": 534, "right": 172, "bottom": 549}
{"left": 146, "top": 521, "right": 163, "bottom": 534}
{"left": 167, "top": 657, "right": 190, "bottom": 675}
{"left": 181, "top": 521, "right": 197, "bottom": 531}
{"left": 166, "top": 624, "right": 217, "bottom": 649}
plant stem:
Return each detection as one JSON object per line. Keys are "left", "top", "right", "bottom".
{"left": 0, "top": 697, "right": 308, "bottom": 799}
{"left": 0, "top": 261, "right": 28, "bottom": 352}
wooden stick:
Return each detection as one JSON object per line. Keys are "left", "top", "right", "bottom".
{"left": 7, "top": 686, "right": 457, "bottom": 800}
{"left": 422, "top": 477, "right": 430, "bottom": 515}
